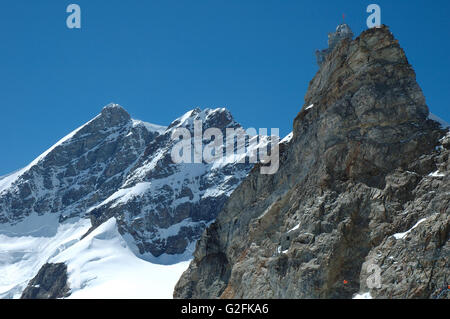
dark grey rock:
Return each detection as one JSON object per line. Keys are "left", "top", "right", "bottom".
{"left": 21, "top": 263, "right": 70, "bottom": 299}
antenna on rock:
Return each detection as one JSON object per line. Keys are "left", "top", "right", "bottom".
{"left": 342, "top": 13, "right": 346, "bottom": 23}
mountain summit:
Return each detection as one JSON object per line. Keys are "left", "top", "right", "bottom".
{"left": 0, "top": 105, "right": 262, "bottom": 298}
{"left": 174, "top": 25, "right": 449, "bottom": 299}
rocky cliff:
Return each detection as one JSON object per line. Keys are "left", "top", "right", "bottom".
{"left": 21, "top": 263, "right": 70, "bottom": 299}
{"left": 174, "top": 26, "right": 449, "bottom": 299}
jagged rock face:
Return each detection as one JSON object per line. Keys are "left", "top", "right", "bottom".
{"left": 174, "top": 26, "right": 449, "bottom": 299}
{"left": 21, "top": 263, "right": 70, "bottom": 299}
{"left": 88, "top": 108, "right": 259, "bottom": 259}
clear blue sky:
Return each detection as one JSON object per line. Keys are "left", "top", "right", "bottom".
{"left": 0, "top": 0, "right": 449, "bottom": 175}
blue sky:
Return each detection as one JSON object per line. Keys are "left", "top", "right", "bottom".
{"left": 0, "top": 0, "right": 449, "bottom": 175}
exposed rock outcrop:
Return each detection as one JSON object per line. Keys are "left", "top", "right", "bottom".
{"left": 174, "top": 26, "right": 449, "bottom": 299}
{"left": 21, "top": 263, "right": 70, "bottom": 299}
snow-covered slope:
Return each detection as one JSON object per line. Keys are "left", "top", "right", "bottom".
{"left": 0, "top": 103, "right": 266, "bottom": 298}
{"left": 0, "top": 216, "right": 90, "bottom": 298}
{"left": 0, "top": 217, "right": 189, "bottom": 299}
{"left": 54, "top": 218, "right": 191, "bottom": 299}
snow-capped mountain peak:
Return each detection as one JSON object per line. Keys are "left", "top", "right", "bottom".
{"left": 0, "top": 104, "right": 262, "bottom": 298}
{"left": 168, "top": 107, "right": 235, "bottom": 130}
